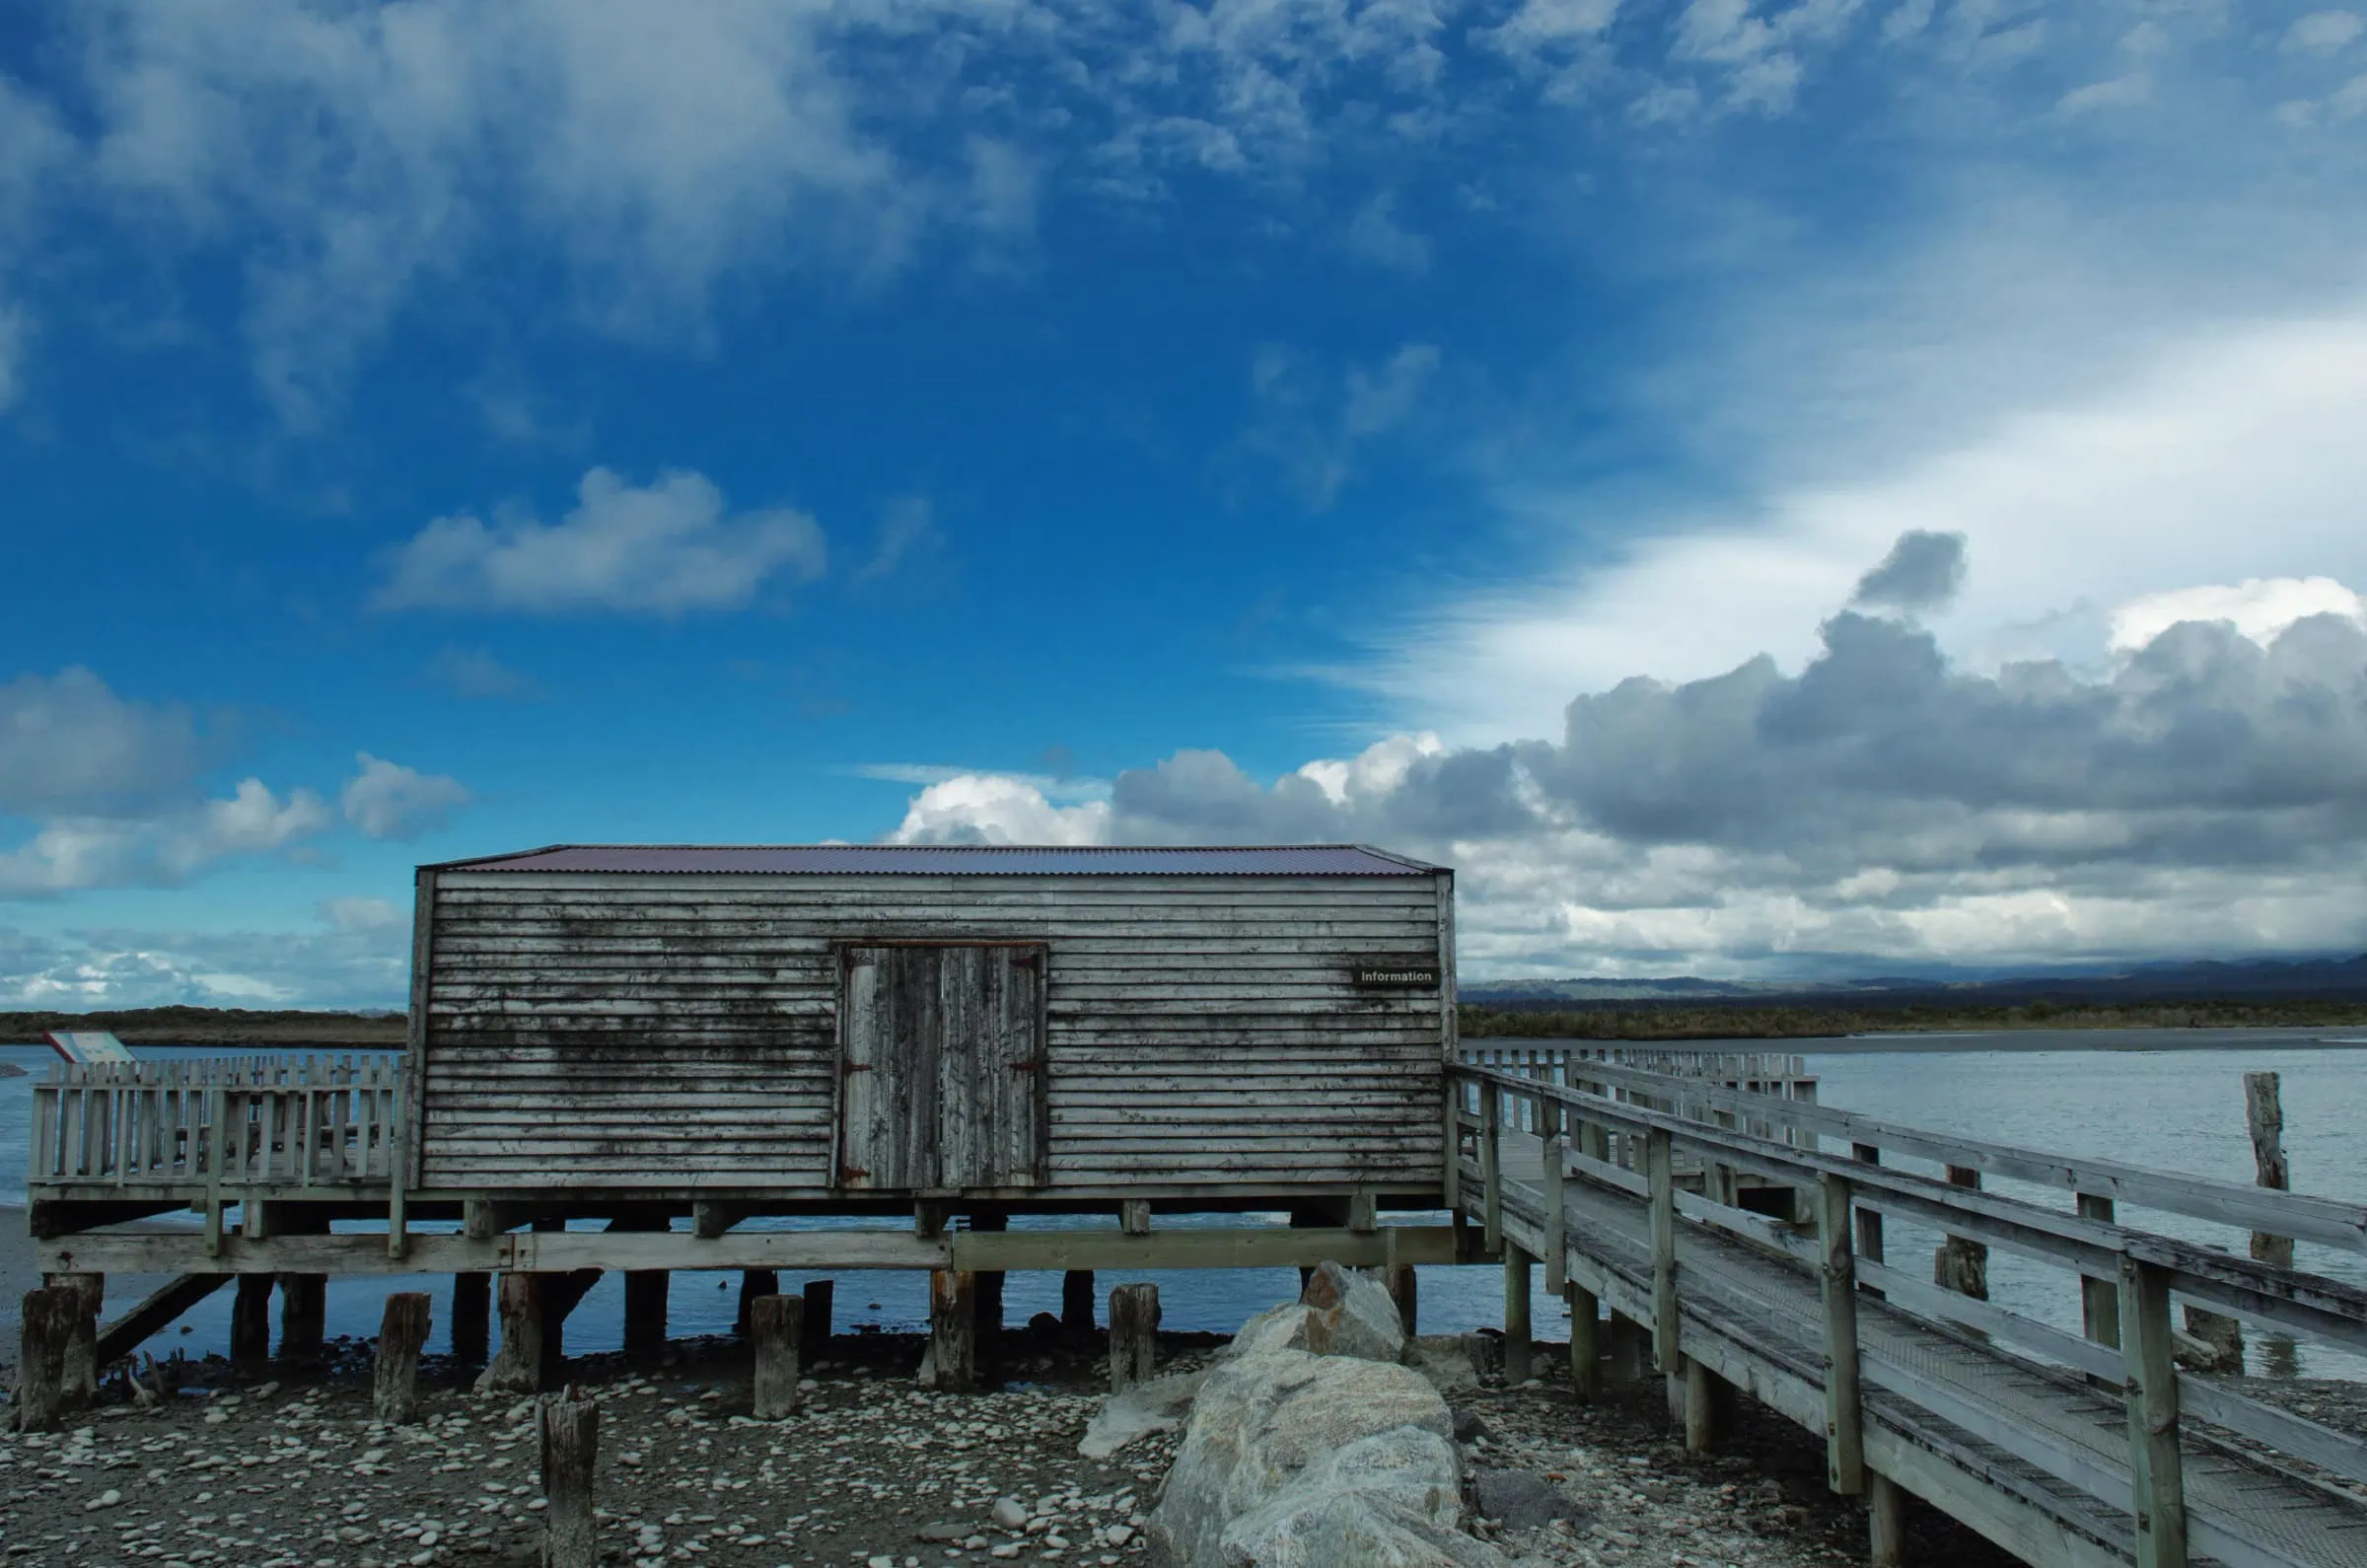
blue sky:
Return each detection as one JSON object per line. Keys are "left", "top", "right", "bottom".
{"left": 5, "top": 2, "right": 2367, "bottom": 1006}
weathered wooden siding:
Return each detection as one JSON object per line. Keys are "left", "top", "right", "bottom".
{"left": 417, "top": 872, "right": 1448, "bottom": 1194}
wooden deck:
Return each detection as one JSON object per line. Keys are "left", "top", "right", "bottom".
{"left": 1454, "top": 1057, "right": 2367, "bottom": 1568}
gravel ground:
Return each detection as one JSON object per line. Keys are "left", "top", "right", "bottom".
{"left": 0, "top": 1313, "right": 2042, "bottom": 1568}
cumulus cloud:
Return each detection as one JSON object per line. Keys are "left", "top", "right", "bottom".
{"left": 0, "top": 779, "right": 331, "bottom": 895}
{"left": 886, "top": 549, "right": 2367, "bottom": 974}
{"left": 1, "top": 902, "right": 411, "bottom": 1009}
{"left": 2286, "top": 12, "right": 2366, "bottom": 53}
{"left": 340, "top": 753, "right": 470, "bottom": 840}
{"left": 2107, "top": 577, "right": 2365, "bottom": 656}
{"left": 377, "top": 466, "right": 825, "bottom": 615}
{"left": 0, "top": 667, "right": 200, "bottom": 816}
{"left": 1850, "top": 530, "right": 1967, "bottom": 613}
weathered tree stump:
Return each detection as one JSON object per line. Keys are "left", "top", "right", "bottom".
{"left": 486, "top": 1273, "right": 545, "bottom": 1392}
{"left": 2247, "top": 1071, "right": 2295, "bottom": 1269}
{"left": 750, "top": 1294, "right": 804, "bottom": 1419}
{"left": 14, "top": 1287, "right": 73, "bottom": 1432}
{"left": 374, "top": 1292, "right": 432, "bottom": 1423}
{"left": 1108, "top": 1282, "right": 1159, "bottom": 1392}
{"left": 736, "top": 1269, "right": 779, "bottom": 1337}
{"left": 451, "top": 1272, "right": 491, "bottom": 1365}
{"left": 230, "top": 1274, "right": 274, "bottom": 1369}
{"left": 929, "top": 1270, "right": 976, "bottom": 1393}
{"left": 279, "top": 1273, "right": 326, "bottom": 1360}
{"left": 539, "top": 1387, "right": 600, "bottom": 1568}
{"left": 801, "top": 1279, "right": 833, "bottom": 1362}
{"left": 623, "top": 1271, "right": 669, "bottom": 1364}
{"left": 1061, "top": 1270, "right": 1095, "bottom": 1333}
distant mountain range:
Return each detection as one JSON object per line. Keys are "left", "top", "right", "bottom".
{"left": 1462, "top": 954, "right": 2367, "bottom": 1010}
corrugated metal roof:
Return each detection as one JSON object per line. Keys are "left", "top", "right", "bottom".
{"left": 429, "top": 844, "right": 1439, "bottom": 876}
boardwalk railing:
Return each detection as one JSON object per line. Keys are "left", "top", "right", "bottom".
{"left": 1451, "top": 1058, "right": 2367, "bottom": 1568}
{"left": 28, "top": 1054, "right": 403, "bottom": 1194}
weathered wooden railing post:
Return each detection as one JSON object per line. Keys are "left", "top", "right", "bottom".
{"left": 1110, "top": 1282, "right": 1159, "bottom": 1391}
{"left": 1815, "top": 1175, "right": 1866, "bottom": 1495}
{"left": 540, "top": 1387, "right": 600, "bottom": 1568}
{"left": 1479, "top": 1080, "right": 1504, "bottom": 1256}
{"left": 1935, "top": 1166, "right": 1988, "bottom": 1301}
{"left": 2077, "top": 1193, "right": 2121, "bottom": 1350}
{"left": 2245, "top": 1072, "right": 2294, "bottom": 1269}
{"left": 1646, "top": 1126, "right": 1679, "bottom": 1380}
{"left": 1541, "top": 1093, "right": 1567, "bottom": 1296}
{"left": 2119, "top": 1257, "right": 2188, "bottom": 1568}
{"left": 374, "top": 1292, "right": 431, "bottom": 1423}
{"left": 751, "top": 1294, "right": 803, "bottom": 1419}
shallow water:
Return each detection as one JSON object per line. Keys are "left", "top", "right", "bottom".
{"left": 6, "top": 1032, "right": 2363, "bottom": 1375}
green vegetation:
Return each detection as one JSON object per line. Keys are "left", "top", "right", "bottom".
{"left": 1462, "top": 997, "right": 2367, "bottom": 1040}
{"left": 0, "top": 1006, "right": 406, "bottom": 1047}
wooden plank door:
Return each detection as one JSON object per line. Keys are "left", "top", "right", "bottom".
{"left": 838, "top": 944, "right": 1044, "bottom": 1192}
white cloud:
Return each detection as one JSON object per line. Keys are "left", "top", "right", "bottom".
{"left": 340, "top": 753, "right": 470, "bottom": 840}
{"left": 1, "top": 903, "right": 411, "bottom": 1009}
{"left": 0, "top": 667, "right": 200, "bottom": 816}
{"left": 1371, "top": 308, "right": 2367, "bottom": 744}
{"left": 849, "top": 497, "right": 943, "bottom": 586}
{"left": 0, "top": 303, "right": 25, "bottom": 410}
{"left": 1343, "top": 191, "right": 1431, "bottom": 273}
{"left": 2286, "top": 12, "right": 2366, "bottom": 53}
{"left": 886, "top": 774, "right": 1112, "bottom": 845}
{"left": 2107, "top": 577, "right": 2366, "bottom": 655}
{"left": 318, "top": 895, "right": 403, "bottom": 933}
{"left": 0, "top": 778, "right": 330, "bottom": 895}
{"left": 377, "top": 466, "right": 825, "bottom": 614}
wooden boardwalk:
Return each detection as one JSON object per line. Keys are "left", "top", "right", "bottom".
{"left": 1455, "top": 1055, "right": 2367, "bottom": 1568}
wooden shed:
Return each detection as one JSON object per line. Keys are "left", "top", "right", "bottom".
{"left": 408, "top": 844, "right": 1456, "bottom": 1207}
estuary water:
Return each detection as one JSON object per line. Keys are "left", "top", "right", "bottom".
{"left": 4, "top": 1029, "right": 2363, "bottom": 1378}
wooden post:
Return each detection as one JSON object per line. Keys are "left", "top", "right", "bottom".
{"left": 750, "top": 1294, "right": 804, "bottom": 1419}
{"left": 1851, "top": 1144, "right": 1886, "bottom": 1301}
{"left": 14, "top": 1287, "right": 72, "bottom": 1432}
{"left": 1566, "top": 1283, "right": 1601, "bottom": 1400}
{"left": 1109, "top": 1282, "right": 1159, "bottom": 1392}
{"left": 539, "top": 1387, "right": 600, "bottom": 1568}
{"left": 451, "top": 1272, "right": 491, "bottom": 1364}
{"left": 1503, "top": 1245, "right": 1534, "bottom": 1382}
{"left": 374, "top": 1292, "right": 431, "bottom": 1424}
{"left": 1817, "top": 1174, "right": 1866, "bottom": 1495}
{"left": 48, "top": 1273, "right": 102, "bottom": 1407}
{"left": 231, "top": 1273, "right": 274, "bottom": 1369}
{"left": 929, "top": 1270, "right": 976, "bottom": 1393}
{"left": 2182, "top": 1306, "right": 2243, "bottom": 1372}
{"left": 1646, "top": 1128, "right": 1679, "bottom": 1373}
{"left": 279, "top": 1273, "right": 325, "bottom": 1360}
{"left": 971, "top": 1211, "right": 1007, "bottom": 1353}
{"left": 1479, "top": 1083, "right": 1503, "bottom": 1254}
{"left": 736, "top": 1268, "right": 779, "bottom": 1336}
{"left": 1934, "top": 1167, "right": 1989, "bottom": 1300}
{"left": 2245, "top": 1072, "right": 2294, "bottom": 1269}
{"left": 1682, "top": 1359, "right": 1718, "bottom": 1453}
{"left": 1868, "top": 1473, "right": 1907, "bottom": 1567}
{"left": 2120, "top": 1257, "right": 2188, "bottom": 1568}
{"left": 1384, "top": 1263, "right": 1418, "bottom": 1338}
{"left": 488, "top": 1273, "right": 545, "bottom": 1392}
{"left": 1541, "top": 1102, "right": 1567, "bottom": 1294}
{"left": 1605, "top": 1312, "right": 1650, "bottom": 1387}
{"left": 2078, "top": 1193, "right": 2121, "bottom": 1350}
{"left": 1061, "top": 1269, "right": 1095, "bottom": 1333}
{"left": 622, "top": 1270, "right": 668, "bottom": 1364}
{"left": 802, "top": 1279, "right": 833, "bottom": 1361}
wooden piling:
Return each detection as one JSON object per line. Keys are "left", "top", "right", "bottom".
{"left": 971, "top": 1211, "right": 1007, "bottom": 1351}
{"left": 487, "top": 1273, "right": 544, "bottom": 1392}
{"left": 49, "top": 1273, "right": 102, "bottom": 1406}
{"left": 1817, "top": 1175, "right": 1866, "bottom": 1495}
{"left": 736, "top": 1268, "right": 779, "bottom": 1336}
{"left": 279, "top": 1273, "right": 326, "bottom": 1360}
{"left": 1109, "top": 1282, "right": 1159, "bottom": 1392}
{"left": 750, "top": 1294, "right": 803, "bottom": 1419}
{"left": 1682, "top": 1359, "right": 1718, "bottom": 1454}
{"left": 1503, "top": 1245, "right": 1534, "bottom": 1382}
{"left": 231, "top": 1273, "right": 274, "bottom": 1369}
{"left": 451, "top": 1272, "right": 491, "bottom": 1364}
{"left": 1868, "top": 1473, "right": 1907, "bottom": 1567}
{"left": 929, "top": 1269, "right": 976, "bottom": 1392}
{"left": 539, "top": 1387, "right": 600, "bottom": 1568}
{"left": 2181, "top": 1306, "right": 2243, "bottom": 1374}
{"left": 2078, "top": 1194, "right": 2121, "bottom": 1350}
{"left": 14, "top": 1287, "right": 72, "bottom": 1432}
{"left": 1384, "top": 1262, "right": 1418, "bottom": 1338}
{"left": 622, "top": 1271, "right": 669, "bottom": 1364}
{"left": 2246, "top": 1072, "right": 2294, "bottom": 1270}
{"left": 374, "top": 1292, "right": 431, "bottom": 1424}
{"left": 1566, "top": 1284, "right": 1601, "bottom": 1399}
{"left": 802, "top": 1279, "right": 834, "bottom": 1361}
{"left": 1061, "top": 1269, "right": 1095, "bottom": 1333}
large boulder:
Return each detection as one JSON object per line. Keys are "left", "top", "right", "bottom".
{"left": 1226, "top": 1262, "right": 1406, "bottom": 1365}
